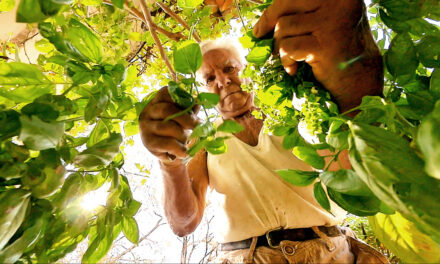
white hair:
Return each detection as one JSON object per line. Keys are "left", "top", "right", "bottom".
{"left": 200, "top": 38, "right": 247, "bottom": 67}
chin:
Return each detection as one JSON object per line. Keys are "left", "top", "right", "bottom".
{"left": 220, "top": 94, "right": 254, "bottom": 118}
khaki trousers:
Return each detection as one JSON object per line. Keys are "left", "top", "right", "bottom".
{"left": 216, "top": 231, "right": 389, "bottom": 264}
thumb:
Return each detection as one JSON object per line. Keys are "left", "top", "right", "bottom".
{"left": 252, "top": 3, "right": 278, "bottom": 38}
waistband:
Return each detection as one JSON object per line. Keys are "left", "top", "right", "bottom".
{"left": 220, "top": 226, "right": 342, "bottom": 251}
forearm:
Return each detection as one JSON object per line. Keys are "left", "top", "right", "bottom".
{"left": 160, "top": 161, "right": 201, "bottom": 236}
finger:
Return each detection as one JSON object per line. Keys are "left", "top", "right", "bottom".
{"left": 278, "top": 35, "right": 321, "bottom": 69}
{"left": 148, "top": 103, "right": 199, "bottom": 130}
{"left": 145, "top": 136, "right": 188, "bottom": 159}
{"left": 253, "top": 0, "right": 321, "bottom": 38}
{"left": 150, "top": 86, "right": 173, "bottom": 104}
{"left": 274, "top": 13, "right": 320, "bottom": 40}
{"left": 148, "top": 120, "right": 188, "bottom": 143}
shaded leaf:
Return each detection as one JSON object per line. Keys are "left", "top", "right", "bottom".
{"left": 313, "top": 182, "right": 331, "bottom": 212}
{"left": 319, "top": 169, "right": 373, "bottom": 196}
{"left": 19, "top": 115, "right": 64, "bottom": 150}
{"left": 293, "top": 146, "right": 325, "bottom": 169}
{"left": 276, "top": 169, "right": 318, "bottom": 186}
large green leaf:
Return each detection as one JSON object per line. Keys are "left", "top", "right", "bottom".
{"left": 417, "top": 101, "right": 440, "bottom": 179}
{"left": 368, "top": 212, "right": 440, "bottom": 263}
{"left": 327, "top": 187, "right": 381, "bottom": 216}
{"left": 0, "top": 62, "right": 55, "bottom": 103}
{"left": 65, "top": 19, "right": 103, "bottom": 63}
{"left": 122, "top": 216, "right": 139, "bottom": 244}
{"left": 246, "top": 39, "right": 273, "bottom": 65}
{"left": 74, "top": 133, "right": 122, "bottom": 170}
{"left": 217, "top": 120, "right": 244, "bottom": 133}
{"left": 0, "top": 110, "right": 21, "bottom": 141}
{"left": 197, "top": 92, "right": 220, "bottom": 109}
{"left": 313, "top": 182, "right": 331, "bottom": 212}
{"left": 173, "top": 40, "right": 203, "bottom": 74}
{"left": 431, "top": 69, "right": 440, "bottom": 99}
{"left": 19, "top": 116, "right": 64, "bottom": 150}
{"left": 276, "top": 169, "right": 318, "bottom": 186}
{"left": 417, "top": 35, "right": 440, "bottom": 68}
{"left": 319, "top": 169, "right": 373, "bottom": 196}
{"left": 385, "top": 33, "right": 418, "bottom": 84}
{"left": 292, "top": 146, "right": 325, "bottom": 169}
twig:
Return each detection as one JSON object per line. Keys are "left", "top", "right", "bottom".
{"left": 112, "top": 217, "right": 164, "bottom": 261}
{"left": 103, "top": 0, "right": 185, "bottom": 41}
{"left": 156, "top": 2, "right": 201, "bottom": 43}
{"left": 139, "top": 0, "right": 177, "bottom": 81}
{"left": 234, "top": 0, "right": 247, "bottom": 29}
{"left": 247, "top": 0, "right": 263, "bottom": 4}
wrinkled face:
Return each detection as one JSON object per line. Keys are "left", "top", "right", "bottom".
{"left": 199, "top": 48, "right": 254, "bottom": 119}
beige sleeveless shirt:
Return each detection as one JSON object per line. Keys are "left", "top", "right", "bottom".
{"left": 207, "top": 129, "right": 346, "bottom": 243}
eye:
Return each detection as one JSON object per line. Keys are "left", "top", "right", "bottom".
{"left": 224, "top": 66, "right": 235, "bottom": 73}
{"left": 206, "top": 75, "right": 215, "bottom": 84}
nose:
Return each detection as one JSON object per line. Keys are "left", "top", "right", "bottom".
{"left": 216, "top": 73, "right": 231, "bottom": 89}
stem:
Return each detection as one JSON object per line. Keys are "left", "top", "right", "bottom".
{"left": 234, "top": 0, "right": 247, "bottom": 30}
{"left": 61, "top": 84, "right": 76, "bottom": 96}
{"left": 324, "top": 150, "right": 342, "bottom": 171}
{"left": 156, "top": 2, "right": 201, "bottom": 43}
{"left": 192, "top": 73, "right": 209, "bottom": 119}
{"left": 340, "top": 106, "right": 361, "bottom": 117}
{"left": 58, "top": 116, "right": 83, "bottom": 123}
{"left": 139, "top": 0, "right": 177, "bottom": 82}
{"left": 163, "top": 103, "right": 195, "bottom": 122}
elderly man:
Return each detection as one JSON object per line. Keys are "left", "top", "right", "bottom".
{"left": 139, "top": 0, "right": 386, "bottom": 263}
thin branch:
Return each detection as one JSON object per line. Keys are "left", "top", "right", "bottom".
{"left": 156, "top": 2, "right": 201, "bottom": 43}
{"left": 112, "top": 217, "right": 164, "bottom": 261}
{"left": 103, "top": 0, "right": 185, "bottom": 41}
{"left": 139, "top": 0, "right": 177, "bottom": 81}
{"left": 247, "top": 0, "right": 263, "bottom": 4}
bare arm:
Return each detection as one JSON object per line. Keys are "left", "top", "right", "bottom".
{"left": 139, "top": 87, "right": 209, "bottom": 236}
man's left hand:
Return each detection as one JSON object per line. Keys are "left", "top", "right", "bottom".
{"left": 253, "top": 0, "right": 383, "bottom": 112}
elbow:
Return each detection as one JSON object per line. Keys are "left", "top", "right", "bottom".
{"left": 166, "top": 209, "right": 202, "bottom": 237}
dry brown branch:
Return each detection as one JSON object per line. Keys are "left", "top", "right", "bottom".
{"left": 156, "top": 2, "right": 201, "bottom": 43}
{"left": 111, "top": 217, "right": 165, "bottom": 261}
{"left": 247, "top": 0, "right": 263, "bottom": 4}
{"left": 103, "top": 0, "right": 185, "bottom": 41}
{"left": 139, "top": 0, "right": 177, "bottom": 81}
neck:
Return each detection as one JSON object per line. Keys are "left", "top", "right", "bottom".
{"left": 225, "top": 108, "right": 263, "bottom": 146}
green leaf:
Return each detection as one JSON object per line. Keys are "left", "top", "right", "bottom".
{"left": 417, "top": 35, "right": 440, "bottom": 68}
{"left": 177, "top": 0, "right": 203, "bottom": 8}
{"left": 325, "top": 120, "right": 349, "bottom": 149}
{"left": 217, "top": 120, "right": 244, "bottom": 133}
{"left": 74, "top": 133, "right": 122, "bottom": 170}
{"left": 168, "top": 81, "right": 194, "bottom": 109}
{"left": 406, "top": 91, "right": 435, "bottom": 116}
{"left": 197, "top": 92, "right": 220, "bottom": 109}
{"left": 0, "top": 62, "right": 55, "bottom": 103}
{"left": 191, "top": 122, "right": 214, "bottom": 138}
{"left": 122, "top": 216, "right": 139, "bottom": 244}
{"left": 205, "top": 137, "right": 227, "bottom": 155}
{"left": 292, "top": 146, "right": 325, "bottom": 169}
{"left": 385, "top": 33, "right": 418, "bottom": 84}
{"left": 84, "top": 92, "right": 110, "bottom": 122}
{"left": 319, "top": 169, "right": 373, "bottom": 196}
{"left": 173, "top": 40, "right": 203, "bottom": 74}
{"left": 187, "top": 138, "right": 207, "bottom": 157}
{"left": 276, "top": 169, "right": 318, "bottom": 186}
{"left": 21, "top": 102, "right": 59, "bottom": 122}
{"left": 122, "top": 199, "right": 141, "bottom": 217}
{"left": 313, "top": 182, "right": 331, "bottom": 212}
{"left": 430, "top": 69, "right": 440, "bottom": 99}
{"left": 65, "top": 19, "right": 103, "bottom": 63}
{"left": 124, "top": 121, "right": 139, "bottom": 137}
{"left": 87, "top": 120, "right": 110, "bottom": 148}
{"left": 246, "top": 39, "right": 273, "bottom": 65}
{"left": 379, "top": 0, "right": 422, "bottom": 20}
{"left": 111, "top": 0, "right": 124, "bottom": 8}
{"left": 327, "top": 188, "right": 381, "bottom": 216}
{"left": 19, "top": 115, "right": 64, "bottom": 150}
{"left": 16, "top": 0, "right": 47, "bottom": 23}
{"left": 0, "top": 0, "right": 15, "bottom": 12}
{"left": 0, "top": 110, "right": 21, "bottom": 141}
{"left": 81, "top": 211, "right": 115, "bottom": 263}
{"left": 417, "top": 101, "right": 440, "bottom": 179}
{"left": 368, "top": 212, "right": 440, "bottom": 263}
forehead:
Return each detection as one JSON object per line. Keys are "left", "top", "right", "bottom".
{"left": 200, "top": 48, "right": 241, "bottom": 74}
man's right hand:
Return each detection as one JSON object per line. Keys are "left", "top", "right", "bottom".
{"left": 139, "top": 87, "right": 199, "bottom": 164}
